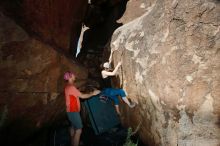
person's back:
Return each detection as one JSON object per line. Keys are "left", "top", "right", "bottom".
{"left": 101, "top": 61, "right": 121, "bottom": 88}
{"left": 102, "top": 76, "right": 112, "bottom": 88}
{"left": 65, "top": 84, "right": 81, "bottom": 112}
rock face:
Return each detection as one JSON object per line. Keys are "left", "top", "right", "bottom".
{"left": 0, "top": 12, "right": 88, "bottom": 144}
{"left": 111, "top": 0, "right": 220, "bottom": 145}
{"left": 0, "top": 0, "right": 127, "bottom": 144}
{"left": 22, "top": 0, "right": 88, "bottom": 53}
{"left": 118, "top": 0, "right": 155, "bottom": 23}
{"left": 0, "top": 0, "right": 126, "bottom": 55}
{"left": 1, "top": 0, "right": 88, "bottom": 54}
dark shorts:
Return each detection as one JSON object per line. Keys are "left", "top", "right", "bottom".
{"left": 67, "top": 112, "right": 83, "bottom": 129}
{"left": 101, "top": 88, "right": 126, "bottom": 105}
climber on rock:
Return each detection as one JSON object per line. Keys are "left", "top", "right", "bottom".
{"left": 64, "top": 71, "right": 100, "bottom": 146}
{"left": 100, "top": 60, "right": 136, "bottom": 115}
{"left": 101, "top": 61, "right": 122, "bottom": 88}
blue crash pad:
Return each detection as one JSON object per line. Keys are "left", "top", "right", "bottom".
{"left": 83, "top": 95, "right": 120, "bottom": 135}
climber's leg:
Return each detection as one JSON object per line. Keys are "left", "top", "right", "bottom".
{"left": 115, "top": 105, "right": 120, "bottom": 115}
{"left": 108, "top": 95, "right": 120, "bottom": 115}
{"left": 115, "top": 89, "right": 136, "bottom": 108}
{"left": 122, "top": 97, "right": 136, "bottom": 108}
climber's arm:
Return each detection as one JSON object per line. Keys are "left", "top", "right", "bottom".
{"left": 79, "top": 89, "right": 101, "bottom": 99}
{"left": 102, "top": 61, "right": 122, "bottom": 77}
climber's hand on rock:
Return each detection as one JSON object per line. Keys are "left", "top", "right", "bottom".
{"left": 118, "top": 61, "right": 122, "bottom": 66}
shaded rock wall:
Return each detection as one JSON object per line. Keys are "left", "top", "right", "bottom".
{"left": 118, "top": 0, "right": 155, "bottom": 23}
{"left": 111, "top": 0, "right": 220, "bottom": 145}
{"left": 22, "top": 0, "right": 88, "bottom": 54}
{"left": 0, "top": 12, "right": 88, "bottom": 145}
{"left": 0, "top": 0, "right": 127, "bottom": 56}
{"left": 0, "top": 0, "right": 88, "bottom": 54}
{"left": 0, "top": 0, "right": 127, "bottom": 144}
{"left": 77, "top": 0, "right": 128, "bottom": 81}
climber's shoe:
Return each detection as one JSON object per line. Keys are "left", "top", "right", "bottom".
{"left": 129, "top": 102, "right": 136, "bottom": 108}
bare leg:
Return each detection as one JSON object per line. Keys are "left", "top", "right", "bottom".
{"left": 122, "top": 97, "right": 135, "bottom": 108}
{"left": 73, "top": 128, "right": 82, "bottom": 146}
{"left": 115, "top": 105, "right": 121, "bottom": 115}
{"left": 70, "top": 127, "right": 75, "bottom": 146}
{"left": 70, "top": 127, "right": 75, "bottom": 137}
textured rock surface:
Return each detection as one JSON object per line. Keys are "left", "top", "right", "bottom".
{"left": 1, "top": 0, "right": 88, "bottom": 54}
{"left": 23, "top": 0, "right": 88, "bottom": 53}
{"left": 118, "top": 0, "right": 155, "bottom": 23}
{"left": 111, "top": 0, "right": 220, "bottom": 145}
{"left": 0, "top": 0, "right": 126, "bottom": 55}
{"left": 0, "top": 12, "right": 88, "bottom": 144}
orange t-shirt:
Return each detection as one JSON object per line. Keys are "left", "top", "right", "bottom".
{"left": 64, "top": 85, "right": 81, "bottom": 112}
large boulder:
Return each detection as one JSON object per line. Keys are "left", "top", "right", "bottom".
{"left": 118, "top": 0, "right": 155, "bottom": 23}
{"left": 0, "top": 12, "right": 88, "bottom": 144}
{"left": 0, "top": 0, "right": 88, "bottom": 54}
{"left": 111, "top": 0, "right": 220, "bottom": 145}
{"left": 0, "top": 0, "right": 127, "bottom": 55}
